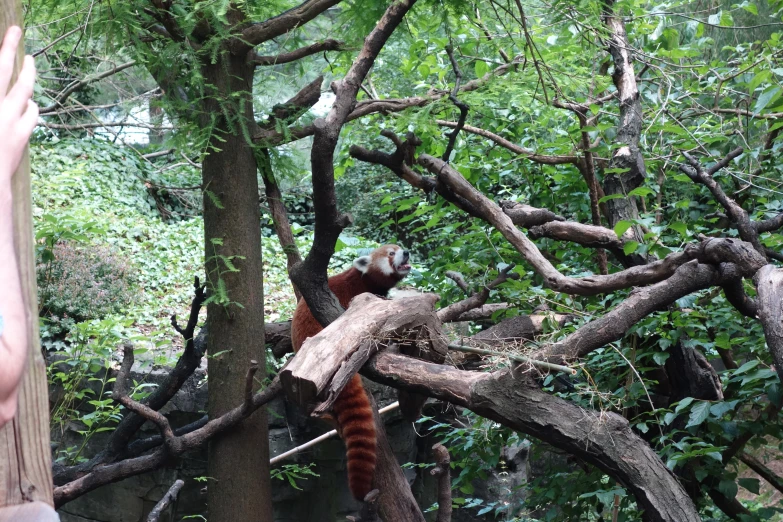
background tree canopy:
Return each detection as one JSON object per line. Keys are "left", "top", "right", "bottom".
{"left": 19, "top": 0, "right": 783, "bottom": 520}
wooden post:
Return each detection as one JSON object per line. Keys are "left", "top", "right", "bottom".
{"left": 0, "top": 0, "right": 55, "bottom": 517}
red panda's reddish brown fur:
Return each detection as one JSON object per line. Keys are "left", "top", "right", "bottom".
{"left": 290, "top": 245, "right": 410, "bottom": 501}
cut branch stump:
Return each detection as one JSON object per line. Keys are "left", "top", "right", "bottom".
{"left": 280, "top": 293, "right": 443, "bottom": 412}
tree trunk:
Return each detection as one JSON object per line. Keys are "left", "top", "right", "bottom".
{"left": 200, "top": 50, "right": 272, "bottom": 521}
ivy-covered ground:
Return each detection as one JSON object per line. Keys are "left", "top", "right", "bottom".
{"left": 30, "top": 137, "right": 363, "bottom": 363}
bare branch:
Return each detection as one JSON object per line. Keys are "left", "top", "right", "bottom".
{"left": 54, "top": 279, "right": 208, "bottom": 487}
{"left": 240, "top": 0, "right": 342, "bottom": 50}
{"left": 499, "top": 200, "right": 565, "bottom": 227}
{"left": 444, "top": 271, "right": 470, "bottom": 293}
{"left": 39, "top": 61, "right": 138, "bottom": 115}
{"left": 438, "top": 264, "right": 519, "bottom": 323}
{"left": 739, "top": 452, "right": 783, "bottom": 496}
{"left": 436, "top": 120, "right": 580, "bottom": 165}
{"left": 54, "top": 368, "right": 282, "bottom": 507}
{"left": 249, "top": 39, "right": 345, "bottom": 66}
{"left": 146, "top": 480, "right": 184, "bottom": 522}
{"left": 441, "top": 45, "right": 469, "bottom": 162}
{"left": 681, "top": 148, "right": 765, "bottom": 255}
{"left": 430, "top": 444, "right": 452, "bottom": 522}
{"left": 259, "top": 148, "right": 303, "bottom": 300}
{"left": 757, "top": 212, "right": 783, "bottom": 234}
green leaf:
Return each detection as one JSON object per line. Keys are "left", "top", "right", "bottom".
{"left": 686, "top": 401, "right": 711, "bottom": 428}
{"left": 734, "top": 360, "right": 760, "bottom": 375}
{"left": 709, "top": 401, "right": 737, "bottom": 418}
{"left": 623, "top": 240, "right": 639, "bottom": 255}
{"left": 598, "top": 193, "right": 624, "bottom": 203}
{"left": 205, "top": 190, "right": 224, "bottom": 209}
{"left": 718, "top": 479, "right": 738, "bottom": 499}
{"left": 742, "top": 2, "right": 758, "bottom": 15}
{"left": 675, "top": 397, "right": 695, "bottom": 412}
{"left": 652, "top": 352, "right": 669, "bottom": 365}
{"left": 738, "top": 477, "right": 760, "bottom": 494}
{"left": 614, "top": 220, "right": 633, "bottom": 238}
{"left": 474, "top": 60, "right": 489, "bottom": 78}
{"left": 668, "top": 222, "right": 688, "bottom": 237}
{"left": 754, "top": 86, "right": 781, "bottom": 114}
{"left": 749, "top": 69, "right": 771, "bottom": 90}
{"left": 628, "top": 187, "right": 655, "bottom": 197}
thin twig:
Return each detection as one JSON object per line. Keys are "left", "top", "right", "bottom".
{"left": 442, "top": 44, "right": 469, "bottom": 163}
{"left": 447, "top": 343, "right": 576, "bottom": 375}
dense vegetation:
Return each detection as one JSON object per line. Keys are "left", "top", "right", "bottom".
{"left": 16, "top": 0, "right": 783, "bottom": 520}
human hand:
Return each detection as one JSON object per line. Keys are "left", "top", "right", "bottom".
{"left": 0, "top": 26, "right": 38, "bottom": 188}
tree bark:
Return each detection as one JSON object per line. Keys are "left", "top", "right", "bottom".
{"left": 363, "top": 352, "right": 701, "bottom": 522}
{"left": 755, "top": 265, "right": 783, "bottom": 384}
{"left": 601, "top": 0, "right": 646, "bottom": 229}
{"left": 200, "top": 49, "right": 272, "bottom": 521}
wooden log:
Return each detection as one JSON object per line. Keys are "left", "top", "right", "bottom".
{"left": 280, "top": 293, "right": 441, "bottom": 411}
{"left": 0, "top": 2, "right": 54, "bottom": 509}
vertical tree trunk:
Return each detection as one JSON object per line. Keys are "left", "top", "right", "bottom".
{"left": 200, "top": 51, "right": 273, "bottom": 521}
{"left": 0, "top": 1, "right": 54, "bottom": 513}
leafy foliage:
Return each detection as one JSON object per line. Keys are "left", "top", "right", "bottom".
{"left": 38, "top": 240, "right": 139, "bottom": 324}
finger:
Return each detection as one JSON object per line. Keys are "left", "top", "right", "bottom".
{"left": 15, "top": 99, "right": 39, "bottom": 142}
{"left": 0, "top": 26, "right": 22, "bottom": 98}
{"left": 6, "top": 55, "right": 35, "bottom": 116}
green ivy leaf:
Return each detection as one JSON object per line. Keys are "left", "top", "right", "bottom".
{"left": 686, "top": 401, "right": 711, "bottom": 428}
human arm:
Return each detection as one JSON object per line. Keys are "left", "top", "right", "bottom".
{"left": 0, "top": 25, "right": 38, "bottom": 426}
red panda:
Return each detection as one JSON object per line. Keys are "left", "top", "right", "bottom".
{"left": 290, "top": 244, "right": 411, "bottom": 500}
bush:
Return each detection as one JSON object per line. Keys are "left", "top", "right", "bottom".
{"left": 38, "top": 241, "right": 139, "bottom": 323}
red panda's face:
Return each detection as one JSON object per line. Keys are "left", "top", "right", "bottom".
{"left": 353, "top": 244, "right": 411, "bottom": 280}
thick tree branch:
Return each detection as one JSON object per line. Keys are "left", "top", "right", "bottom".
{"left": 239, "top": 0, "right": 342, "bottom": 51}
{"left": 249, "top": 39, "right": 345, "bottom": 66}
{"left": 362, "top": 352, "right": 701, "bottom": 522}
{"left": 756, "top": 212, "right": 783, "bottom": 234}
{"left": 755, "top": 265, "right": 783, "bottom": 384}
{"left": 539, "top": 261, "right": 718, "bottom": 363}
{"left": 600, "top": 0, "right": 646, "bottom": 228}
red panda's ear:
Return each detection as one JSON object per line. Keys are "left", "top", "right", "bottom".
{"left": 353, "top": 255, "right": 371, "bottom": 273}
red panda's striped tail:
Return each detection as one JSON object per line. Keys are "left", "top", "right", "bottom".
{"left": 332, "top": 374, "right": 377, "bottom": 500}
